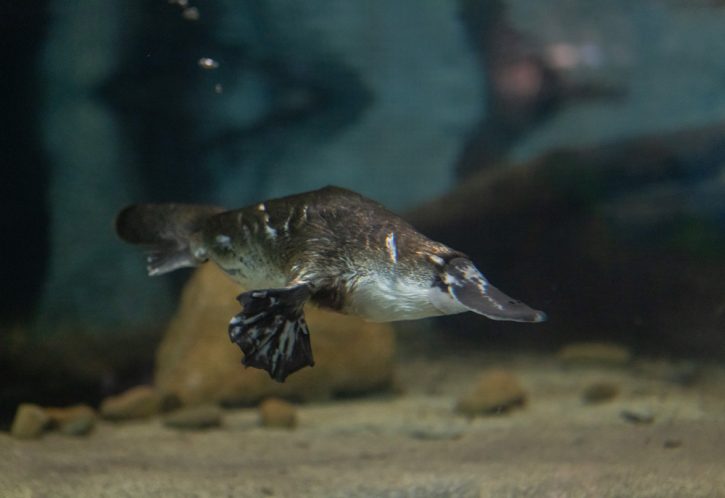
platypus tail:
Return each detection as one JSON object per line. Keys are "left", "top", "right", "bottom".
{"left": 115, "top": 203, "right": 225, "bottom": 276}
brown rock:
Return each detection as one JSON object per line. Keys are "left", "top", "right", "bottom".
{"left": 259, "top": 398, "right": 297, "bottom": 429}
{"left": 154, "top": 265, "right": 395, "bottom": 406}
{"left": 558, "top": 342, "right": 632, "bottom": 366}
{"left": 455, "top": 369, "right": 526, "bottom": 416}
{"left": 10, "top": 403, "right": 51, "bottom": 439}
{"left": 163, "top": 405, "right": 223, "bottom": 430}
{"left": 100, "top": 385, "right": 163, "bottom": 420}
{"left": 45, "top": 404, "right": 97, "bottom": 435}
{"left": 581, "top": 382, "right": 619, "bottom": 404}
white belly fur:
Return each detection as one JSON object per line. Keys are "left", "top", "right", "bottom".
{"left": 348, "top": 274, "right": 468, "bottom": 322}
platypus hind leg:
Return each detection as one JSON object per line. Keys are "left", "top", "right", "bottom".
{"left": 229, "top": 284, "right": 314, "bottom": 382}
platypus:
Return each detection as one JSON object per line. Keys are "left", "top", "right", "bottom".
{"left": 116, "top": 186, "right": 545, "bottom": 382}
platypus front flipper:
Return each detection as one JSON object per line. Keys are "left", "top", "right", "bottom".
{"left": 443, "top": 258, "right": 547, "bottom": 323}
{"left": 228, "top": 284, "right": 314, "bottom": 382}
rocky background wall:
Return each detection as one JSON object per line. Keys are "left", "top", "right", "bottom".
{"left": 2, "top": 0, "right": 725, "bottom": 423}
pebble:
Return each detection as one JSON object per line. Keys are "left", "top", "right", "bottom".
{"left": 663, "top": 439, "right": 682, "bottom": 449}
{"left": 163, "top": 405, "right": 222, "bottom": 430}
{"left": 10, "top": 403, "right": 50, "bottom": 439}
{"left": 45, "top": 404, "right": 97, "bottom": 436}
{"left": 100, "top": 385, "right": 163, "bottom": 421}
{"left": 259, "top": 398, "right": 297, "bottom": 429}
{"left": 557, "top": 342, "right": 632, "bottom": 366}
{"left": 620, "top": 408, "right": 655, "bottom": 425}
{"left": 581, "top": 382, "right": 619, "bottom": 404}
{"left": 455, "top": 369, "right": 526, "bottom": 416}
{"left": 406, "top": 424, "right": 464, "bottom": 441}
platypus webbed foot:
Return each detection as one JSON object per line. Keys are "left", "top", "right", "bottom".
{"left": 229, "top": 285, "right": 314, "bottom": 382}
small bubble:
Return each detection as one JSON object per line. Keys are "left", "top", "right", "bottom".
{"left": 182, "top": 6, "right": 199, "bottom": 20}
{"left": 214, "top": 83, "right": 223, "bottom": 94}
{"left": 198, "top": 57, "right": 219, "bottom": 70}
{"left": 169, "top": 0, "right": 188, "bottom": 7}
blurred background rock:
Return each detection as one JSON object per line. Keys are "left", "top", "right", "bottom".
{"left": 2, "top": 0, "right": 725, "bottom": 424}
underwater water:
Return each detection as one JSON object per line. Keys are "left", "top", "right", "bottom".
{"left": 2, "top": 1, "right": 725, "bottom": 496}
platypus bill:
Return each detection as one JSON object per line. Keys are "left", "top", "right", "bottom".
{"left": 116, "top": 186, "right": 546, "bottom": 382}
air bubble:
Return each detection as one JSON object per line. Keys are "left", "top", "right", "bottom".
{"left": 182, "top": 7, "right": 199, "bottom": 20}
{"left": 198, "top": 57, "right": 219, "bottom": 70}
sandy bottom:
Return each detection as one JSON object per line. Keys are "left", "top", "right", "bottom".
{"left": 3, "top": 352, "right": 725, "bottom": 498}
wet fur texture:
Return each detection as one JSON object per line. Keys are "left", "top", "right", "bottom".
{"left": 117, "top": 186, "right": 545, "bottom": 381}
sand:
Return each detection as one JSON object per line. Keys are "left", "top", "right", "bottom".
{"left": 2, "top": 353, "right": 725, "bottom": 498}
